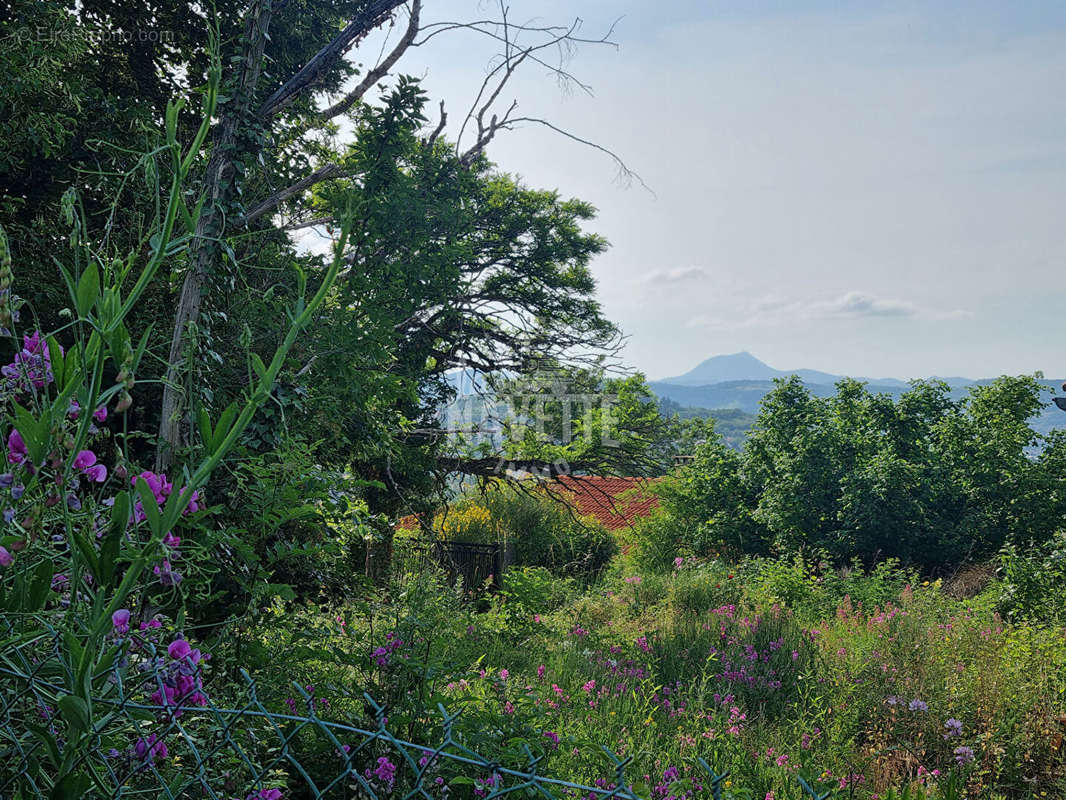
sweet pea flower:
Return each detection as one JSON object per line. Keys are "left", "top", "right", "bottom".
{"left": 0, "top": 545, "right": 12, "bottom": 566}
{"left": 134, "top": 734, "right": 168, "bottom": 762}
{"left": 73, "top": 450, "right": 108, "bottom": 482}
{"left": 7, "top": 429, "right": 27, "bottom": 465}
{"left": 112, "top": 609, "right": 131, "bottom": 634}
{"left": 154, "top": 559, "right": 182, "bottom": 586}
{"left": 168, "top": 638, "right": 192, "bottom": 661}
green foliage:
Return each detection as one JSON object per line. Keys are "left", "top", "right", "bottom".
{"left": 654, "top": 376, "right": 1065, "bottom": 570}
{"left": 658, "top": 398, "right": 757, "bottom": 450}
{"left": 491, "top": 367, "right": 673, "bottom": 476}
{"left": 226, "top": 556, "right": 1066, "bottom": 799}
{"left": 626, "top": 508, "right": 689, "bottom": 573}
{"left": 997, "top": 530, "right": 1066, "bottom": 623}
{"left": 439, "top": 485, "right": 617, "bottom": 579}
{"left": 499, "top": 566, "right": 577, "bottom": 614}
{"left": 207, "top": 439, "right": 385, "bottom": 611}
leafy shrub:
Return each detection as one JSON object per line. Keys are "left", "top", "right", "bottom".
{"left": 666, "top": 559, "right": 744, "bottom": 613}
{"left": 437, "top": 485, "right": 616, "bottom": 579}
{"left": 655, "top": 376, "right": 1066, "bottom": 570}
{"left": 500, "top": 566, "right": 576, "bottom": 614}
{"left": 210, "top": 438, "right": 386, "bottom": 611}
{"left": 626, "top": 507, "right": 687, "bottom": 573}
{"left": 998, "top": 530, "right": 1066, "bottom": 622}
{"left": 745, "top": 555, "right": 914, "bottom": 622}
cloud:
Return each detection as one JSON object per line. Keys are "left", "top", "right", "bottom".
{"left": 641, "top": 266, "right": 709, "bottom": 285}
{"left": 818, "top": 291, "right": 916, "bottom": 317}
{"left": 687, "top": 290, "right": 972, "bottom": 330}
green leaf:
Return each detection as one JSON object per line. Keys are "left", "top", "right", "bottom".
{"left": 57, "top": 695, "right": 90, "bottom": 735}
{"left": 50, "top": 770, "right": 92, "bottom": 800}
{"left": 133, "top": 477, "right": 162, "bottom": 536}
{"left": 131, "top": 324, "right": 153, "bottom": 370}
{"left": 196, "top": 406, "right": 213, "bottom": 448}
{"left": 11, "top": 403, "right": 50, "bottom": 467}
{"left": 210, "top": 401, "right": 240, "bottom": 452}
{"left": 75, "top": 262, "right": 100, "bottom": 317}
{"left": 46, "top": 336, "right": 67, "bottom": 390}
{"left": 71, "top": 528, "right": 100, "bottom": 581}
{"left": 26, "top": 721, "right": 62, "bottom": 767}
{"left": 26, "top": 559, "right": 54, "bottom": 612}
{"left": 99, "top": 492, "right": 129, "bottom": 584}
{"left": 250, "top": 353, "right": 266, "bottom": 379}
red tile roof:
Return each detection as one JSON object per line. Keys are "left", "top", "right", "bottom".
{"left": 395, "top": 476, "right": 661, "bottom": 533}
{"left": 548, "top": 476, "right": 660, "bottom": 530}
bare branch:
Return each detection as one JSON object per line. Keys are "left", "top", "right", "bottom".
{"left": 425, "top": 100, "right": 447, "bottom": 148}
{"left": 318, "top": 0, "right": 422, "bottom": 123}
{"left": 485, "top": 116, "right": 652, "bottom": 193}
{"left": 241, "top": 162, "right": 348, "bottom": 225}
{"left": 259, "top": 0, "right": 409, "bottom": 120}
{"left": 280, "top": 215, "right": 337, "bottom": 232}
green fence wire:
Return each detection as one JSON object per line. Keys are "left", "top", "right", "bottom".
{"left": 0, "top": 624, "right": 833, "bottom": 800}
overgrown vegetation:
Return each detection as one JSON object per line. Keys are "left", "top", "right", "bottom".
{"left": 1, "top": 2, "right": 1064, "bottom": 799}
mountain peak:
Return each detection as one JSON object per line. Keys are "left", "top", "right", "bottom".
{"left": 660, "top": 352, "right": 779, "bottom": 385}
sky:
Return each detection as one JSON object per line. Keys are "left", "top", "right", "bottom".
{"left": 338, "top": 0, "right": 1066, "bottom": 382}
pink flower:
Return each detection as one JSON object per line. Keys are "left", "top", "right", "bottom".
{"left": 112, "top": 609, "right": 131, "bottom": 634}
{"left": 74, "top": 450, "right": 107, "bottom": 482}
{"left": 168, "top": 638, "right": 192, "bottom": 661}
{"left": 7, "top": 429, "right": 27, "bottom": 464}
{"left": 536, "top": 664, "right": 546, "bottom": 679}
{"left": 499, "top": 669, "right": 509, "bottom": 681}
{"left": 73, "top": 448, "right": 95, "bottom": 466}
{"left": 134, "top": 734, "right": 168, "bottom": 762}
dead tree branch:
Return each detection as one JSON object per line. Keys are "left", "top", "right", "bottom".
{"left": 259, "top": 0, "right": 410, "bottom": 119}
{"left": 317, "top": 0, "right": 422, "bottom": 123}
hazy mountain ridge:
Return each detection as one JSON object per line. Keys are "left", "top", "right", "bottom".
{"left": 650, "top": 353, "right": 1066, "bottom": 438}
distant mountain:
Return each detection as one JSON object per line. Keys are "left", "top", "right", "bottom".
{"left": 659, "top": 351, "right": 910, "bottom": 388}
{"left": 648, "top": 364, "right": 1066, "bottom": 441}
{"left": 648, "top": 378, "right": 914, "bottom": 413}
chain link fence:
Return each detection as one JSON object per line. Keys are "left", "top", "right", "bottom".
{"left": 0, "top": 624, "right": 833, "bottom": 800}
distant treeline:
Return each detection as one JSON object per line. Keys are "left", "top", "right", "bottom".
{"left": 657, "top": 398, "right": 756, "bottom": 449}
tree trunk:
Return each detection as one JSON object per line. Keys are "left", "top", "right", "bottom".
{"left": 156, "top": 0, "right": 274, "bottom": 472}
